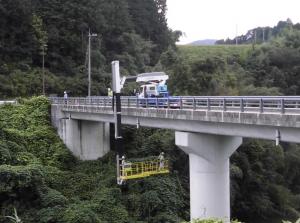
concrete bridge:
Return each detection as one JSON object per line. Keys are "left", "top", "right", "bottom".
{"left": 51, "top": 96, "right": 300, "bottom": 222}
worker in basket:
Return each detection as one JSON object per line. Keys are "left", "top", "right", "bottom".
{"left": 158, "top": 152, "right": 165, "bottom": 171}
{"left": 121, "top": 155, "right": 132, "bottom": 178}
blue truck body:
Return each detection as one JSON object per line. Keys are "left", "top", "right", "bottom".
{"left": 138, "top": 83, "right": 180, "bottom": 108}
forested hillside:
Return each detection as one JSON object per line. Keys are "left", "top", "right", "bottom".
{"left": 160, "top": 26, "right": 300, "bottom": 96}
{"left": 216, "top": 19, "right": 300, "bottom": 45}
{"left": 0, "top": 0, "right": 177, "bottom": 97}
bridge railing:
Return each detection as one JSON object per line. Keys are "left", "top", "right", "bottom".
{"left": 0, "top": 100, "right": 17, "bottom": 105}
{"left": 50, "top": 96, "right": 300, "bottom": 114}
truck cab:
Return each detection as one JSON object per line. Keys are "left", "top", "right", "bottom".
{"left": 138, "top": 83, "right": 169, "bottom": 98}
{"left": 136, "top": 72, "right": 169, "bottom": 99}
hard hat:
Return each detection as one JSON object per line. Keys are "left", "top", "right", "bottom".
{"left": 161, "top": 152, "right": 164, "bottom": 154}
{"left": 64, "top": 91, "right": 66, "bottom": 94}
{"left": 122, "top": 156, "right": 125, "bottom": 159}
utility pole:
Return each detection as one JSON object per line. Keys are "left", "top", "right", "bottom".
{"left": 42, "top": 46, "right": 45, "bottom": 95}
{"left": 235, "top": 24, "right": 238, "bottom": 45}
{"left": 88, "top": 29, "right": 97, "bottom": 97}
{"left": 42, "top": 43, "right": 47, "bottom": 95}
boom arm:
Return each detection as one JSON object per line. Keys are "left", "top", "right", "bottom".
{"left": 136, "top": 72, "right": 168, "bottom": 84}
{"left": 111, "top": 61, "right": 168, "bottom": 184}
{"left": 120, "top": 72, "right": 169, "bottom": 90}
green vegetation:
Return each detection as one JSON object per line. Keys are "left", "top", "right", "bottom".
{"left": 160, "top": 24, "right": 300, "bottom": 97}
{"left": 0, "top": 0, "right": 176, "bottom": 98}
{"left": 5, "top": 208, "right": 22, "bottom": 223}
{"left": 177, "top": 45, "right": 251, "bottom": 62}
{"left": 216, "top": 19, "right": 298, "bottom": 45}
{"left": 0, "top": 97, "right": 188, "bottom": 222}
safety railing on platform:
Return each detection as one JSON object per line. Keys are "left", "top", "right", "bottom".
{"left": 119, "top": 160, "right": 169, "bottom": 181}
{"left": 50, "top": 96, "right": 300, "bottom": 114}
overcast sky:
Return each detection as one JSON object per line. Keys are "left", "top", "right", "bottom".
{"left": 166, "top": 0, "right": 300, "bottom": 44}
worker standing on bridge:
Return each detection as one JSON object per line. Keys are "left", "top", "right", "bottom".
{"left": 158, "top": 152, "right": 165, "bottom": 171}
{"left": 108, "top": 88, "right": 113, "bottom": 97}
{"left": 64, "top": 91, "right": 68, "bottom": 104}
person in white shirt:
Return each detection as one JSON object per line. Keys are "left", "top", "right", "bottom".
{"left": 158, "top": 152, "right": 165, "bottom": 170}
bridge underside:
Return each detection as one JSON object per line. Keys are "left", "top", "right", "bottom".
{"left": 63, "top": 109, "right": 300, "bottom": 144}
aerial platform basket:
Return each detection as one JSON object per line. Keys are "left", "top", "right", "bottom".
{"left": 117, "top": 158, "right": 169, "bottom": 184}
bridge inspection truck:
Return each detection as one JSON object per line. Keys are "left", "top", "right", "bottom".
{"left": 121, "top": 71, "right": 181, "bottom": 108}
{"left": 112, "top": 61, "right": 170, "bottom": 185}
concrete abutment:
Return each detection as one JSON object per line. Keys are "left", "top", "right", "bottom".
{"left": 62, "top": 119, "right": 110, "bottom": 160}
{"left": 51, "top": 105, "right": 110, "bottom": 160}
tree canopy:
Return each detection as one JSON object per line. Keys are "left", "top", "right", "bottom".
{"left": 0, "top": 0, "right": 175, "bottom": 97}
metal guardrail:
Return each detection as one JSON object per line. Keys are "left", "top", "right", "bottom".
{"left": 50, "top": 96, "right": 300, "bottom": 114}
{"left": 0, "top": 100, "right": 17, "bottom": 105}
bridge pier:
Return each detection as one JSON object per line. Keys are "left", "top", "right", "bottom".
{"left": 175, "top": 132, "right": 242, "bottom": 222}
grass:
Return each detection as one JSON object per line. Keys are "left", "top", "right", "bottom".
{"left": 177, "top": 44, "right": 252, "bottom": 62}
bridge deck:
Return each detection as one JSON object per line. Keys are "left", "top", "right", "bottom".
{"left": 51, "top": 96, "right": 300, "bottom": 143}
{"left": 51, "top": 96, "right": 300, "bottom": 114}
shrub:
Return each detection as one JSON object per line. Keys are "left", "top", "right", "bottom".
{"left": 0, "top": 164, "right": 44, "bottom": 193}
{"left": 60, "top": 202, "right": 102, "bottom": 223}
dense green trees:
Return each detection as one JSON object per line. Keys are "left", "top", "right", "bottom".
{"left": 0, "top": 0, "right": 174, "bottom": 98}
{"left": 231, "top": 141, "right": 300, "bottom": 222}
{"left": 0, "top": 97, "right": 188, "bottom": 222}
{"left": 245, "top": 29, "right": 300, "bottom": 95}
{"left": 163, "top": 25, "right": 300, "bottom": 97}
{"left": 216, "top": 19, "right": 297, "bottom": 45}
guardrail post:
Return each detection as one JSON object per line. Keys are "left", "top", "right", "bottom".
{"left": 156, "top": 98, "right": 158, "bottom": 108}
{"left": 136, "top": 96, "right": 139, "bottom": 108}
{"left": 128, "top": 98, "right": 130, "bottom": 108}
{"left": 240, "top": 98, "right": 244, "bottom": 112}
{"left": 96, "top": 98, "right": 99, "bottom": 111}
{"left": 207, "top": 98, "right": 211, "bottom": 111}
{"left": 180, "top": 97, "right": 183, "bottom": 109}
{"left": 193, "top": 97, "right": 196, "bottom": 110}
{"left": 281, "top": 99, "right": 285, "bottom": 114}
{"left": 259, "top": 99, "right": 264, "bottom": 113}
{"left": 146, "top": 98, "right": 148, "bottom": 108}
{"left": 223, "top": 98, "right": 226, "bottom": 111}
{"left": 167, "top": 98, "right": 170, "bottom": 109}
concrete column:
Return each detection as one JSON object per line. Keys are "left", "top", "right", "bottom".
{"left": 175, "top": 132, "right": 242, "bottom": 222}
{"left": 61, "top": 119, "right": 110, "bottom": 160}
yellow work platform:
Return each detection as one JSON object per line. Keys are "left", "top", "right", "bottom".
{"left": 119, "top": 160, "right": 169, "bottom": 181}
